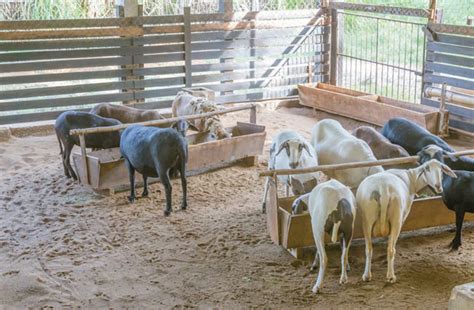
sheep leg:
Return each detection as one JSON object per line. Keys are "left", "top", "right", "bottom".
{"left": 142, "top": 176, "right": 149, "bottom": 197}
{"left": 159, "top": 168, "right": 173, "bottom": 216}
{"left": 178, "top": 159, "right": 187, "bottom": 210}
{"left": 340, "top": 238, "right": 350, "bottom": 284}
{"left": 312, "top": 235, "right": 327, "bottom": 294}
{"left": 386, "top": 223, "right": 401, "bottom": 283}
{"left": 362, "top": 221, "right": 374, "bottom": 282}
{"left": 341, "top": 233, "right": 352, "bottom": 272}
{"left": 450, "top": 209, "right": 464, "bottom": 251}
{"left": 310, "top": 247, "right": 319, "bottom": 271}
{"left": 64, "top": 143, "right": 77, "bottom": 181}
{"left": 125, "top": 159, "right": 136, "bottom": 203}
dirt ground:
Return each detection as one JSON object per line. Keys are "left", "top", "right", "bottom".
{"left": 0, "top": 106, "right": 473, "bottom": 309}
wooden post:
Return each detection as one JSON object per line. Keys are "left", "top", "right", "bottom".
{"left": 117, "top": 0, "right": 144, "bottom": 106}
{"left": 219, "top": 0, "right": 234, "bottom": 98}
{"left": 184, "top": 7, "right": 192, "bottom": 88}
{"left": 79, "top": 134, "right": 89, "bottom": 185}
{"left": 329, "top": 8, "right": 338, "bottom": 85}
{"left": 250, "top": 105, "right": 257, "bottom": 124}
{"left": 428, "top": 0, "right": 437, "bottom": 23}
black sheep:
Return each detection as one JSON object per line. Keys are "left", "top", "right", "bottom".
{"left": 418, "top": 145, "right": 474, "bottom": 250}
{"left": 120, "top": 123, "right": 188, "bottom": 216}
{"left": 55, "top": 111, "right": 121, "bottom": 180}
{"left": 382, "top": 117, "right": 474, "bottom": 171}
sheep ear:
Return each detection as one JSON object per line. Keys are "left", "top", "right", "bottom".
{"left": 416, "top": 167, "right": 425, "bottom": 180}
{"left": 302, "top": 143, "right": 312, "bottom": 156}
{"left": 443, "top": 151, "right": 457, "bottom": 162}
{"left": 441, "top": 164, "right": 457, "bottom": 178}
{"left": 275, "top": 142, "right": 288, "bottom": 156}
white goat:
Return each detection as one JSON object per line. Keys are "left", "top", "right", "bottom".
{"left": 311, "top": 119, "right": 383, "bottom": 188}
{"left": 305, "top": 179, "right": 356, "bottom": 293}
{"left": 261, "top": 131, "right": 319, "bottom": 213}
{"left": 356, "top": 159, "right": 457, "bottom": 283}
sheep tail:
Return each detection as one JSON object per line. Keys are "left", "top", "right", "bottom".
{"left": 331, "top": 221, "right": 341, "bottom": 243}
{"left": 371, "top": 190, "right": 390, "bottom": 236}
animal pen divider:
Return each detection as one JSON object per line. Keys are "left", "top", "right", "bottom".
{"left": 0, "top": 6, "right": 329, "bottom": 125}
{"left": 259, "top": 149, "right": 474, "bottom": 259}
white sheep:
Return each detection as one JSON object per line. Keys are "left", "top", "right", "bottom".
{"left": 356, "top": 159, "right": 457, "bottom": 283}
{"left": 311, "top": 119, "right": 383, "bottom": 188}
{"left": 302, "top": 179, "right": 356, "bottom": 294}
{"left": 172, "top": 92, "right": 230, "bottom": 139}
{"left": 261, "top": 131, "right": 319, "bottom": 213}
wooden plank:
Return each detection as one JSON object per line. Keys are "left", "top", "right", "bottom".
{"left": 0, "top": 66, "right": 185, "bottom": 85}
{"left": 0, "top": 27, "right": 145, "bottom": 40}
{"left": 189, "top": 18, "right": 324, "bottom": 33}
{"left": 192, "top": 45, "right": 329, "bottom": 60}
{"left": 0, "top": 33, "right": 183, "bottom": 51}
{"left": 429, "top": 23, "right": 474, "bottom": 36}
{"left": 191, "top": 54, "right": 329, "bottom": 73}
{"left": 0, "top": 44, "right": 185, "bottom": 62}
{"left": 425, "top": 62, "right": 474, "bottom": 80}
{"left": 0, "top": 92, "right": 135, "bottom": 112}
{"left": 422, "top": 97, "right": 473, "bottom": 119}
{"left": 329, "top": 2, "right": 430, "bottom": 17}
{"left": 424, "top": 74, "right": 474, "bottom": 91}
{"left": 192, "top": 9, "right": 321, "bottom": 22}
{"left": 0, "top": 15, "right": 183, "bottom": 30}
{"left": 0, "top": 108, "right": 88, "bottom": 125}
{"left": 191, "top": 25, "right": 329, "bottom": 41}
{"left": 427, "top": 42, "right": 474, "bottom": 58}
{"left": 428, "top": 52, "right": 474, "bottom": 68}
{"left": 266, "top": 178, "right": 280, "bottom": 245}
{"left": 191, "top": 34, "right": 325, "bottom": 51}
{"left": 0, "top": 56, "right": 133, "bottom": 73}
{"left": 449, "top": 118, "right": 474, "bottom": 133}
{"left": 436, "top": 33, "right": 474, "bottom": 47}
{"left": 133, "top": 99, "right": 174, "bottom": 110}
{"left": 79, "top": 134, "right": 90, "bottom": 185}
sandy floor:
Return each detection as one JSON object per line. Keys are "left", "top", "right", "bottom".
{"left": 0, "top": 106, "right": 473, "bottom": 308}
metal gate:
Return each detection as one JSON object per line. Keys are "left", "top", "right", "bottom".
{"left": 329, "top": 2, "right": 432, "bottom": 104}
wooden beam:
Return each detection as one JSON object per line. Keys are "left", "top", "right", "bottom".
{"left": 328, "top": 2, "right": 430, "bottom": 18}
{"left": 259, "top": 150, "right": 474, "bottom": 177}
{"left": 70, "top": 104, "right": 256, "bottom": 136}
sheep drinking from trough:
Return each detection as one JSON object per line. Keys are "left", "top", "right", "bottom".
{"left": 55, "top": 111, "right": 122, "bottom": 181}
{"left": 120, "top": 121, "right": 188, "bottom": 216}
{"left": 294, "top": 179, "right": 356, "bottom": 294}
{"left": 311, "top": 119, "right": 383, "bottom": 189}
{"left": 261, "top": 131, "right": 319, "bottom": 213}
{"left": 356, "top": 159, "right": 457, "bottom": 283}
{"left": 352, "top": 126, "right": 413, "bottom": 169}
{"left": 91, "top": 103, "right": 166, "bottom": 124}
{"left": 417, "top": 145, "right": 474, "bottom": 250}
{"left": 172, "top": 92, "right": 230, "bottom": 140}
{"left": 382, "top": 117, "right": 474, "bottom": 171}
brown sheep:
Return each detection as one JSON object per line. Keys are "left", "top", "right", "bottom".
{"left": 90, "top": 103, "right": 165, "bottom": 124}
{"left": 352, "top": 126, "right": 413, "bottom": 169}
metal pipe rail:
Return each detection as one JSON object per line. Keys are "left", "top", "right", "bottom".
{"left": 425, "top": 86, "right": 474, "bottom": 109}
{"left": 70, "top": 103, "right": 257, "bottom": 136}
{"left": 259, "top": 150, "right": 474, "bottom": 177}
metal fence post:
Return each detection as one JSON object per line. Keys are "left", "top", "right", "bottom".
{"left": 219, "top": 0, "right": 234, "bottom": 98}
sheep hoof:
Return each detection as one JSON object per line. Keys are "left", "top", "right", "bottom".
{"left": 449, "top": 239, "right": 461, "bottom": 251}
{"left": 142, "top": 191, "right": 149, "bottom": 198}
{"left": 312, "top": 285, "right": 320, "bottom": 294}
{"left": 181, "top": 204, "right": 187, "bottom": 210}
{"left": 164, "top": 209, "right": 171, "bottom": 216}
{"left": 339, "top": 276, "right": 348, "bottom": 285}
{"left": 386, "top": 275, "right": 397, "bottom": 284}
{"left": 127, "top": 196, "right": 135, "bottom": 203}
{"left": 261, "top": 203, "right": 266, "bottom": 214}
{"left": 362, "top": 273, "right": 371, "bottom": 282}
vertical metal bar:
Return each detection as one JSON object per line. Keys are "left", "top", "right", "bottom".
{"left": 402, "top": 22, "right": 408, "bottom": 101}
{"left": 364, "top": 19, "right": 369, "bottom": 92}
{"left": 375, "top": 18, "right": 379, "bottom": 94}
{"left": 414, "top": 25, "right": 421, "bottom": 103}
{"left": 184, "top": 6, "right": 192, "bottom": 88}
{"left": 330, "top": 8, "right": 338, "bottom": 85}
{"left": 408, "top": 24, "right": 414, "bottom": 102}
